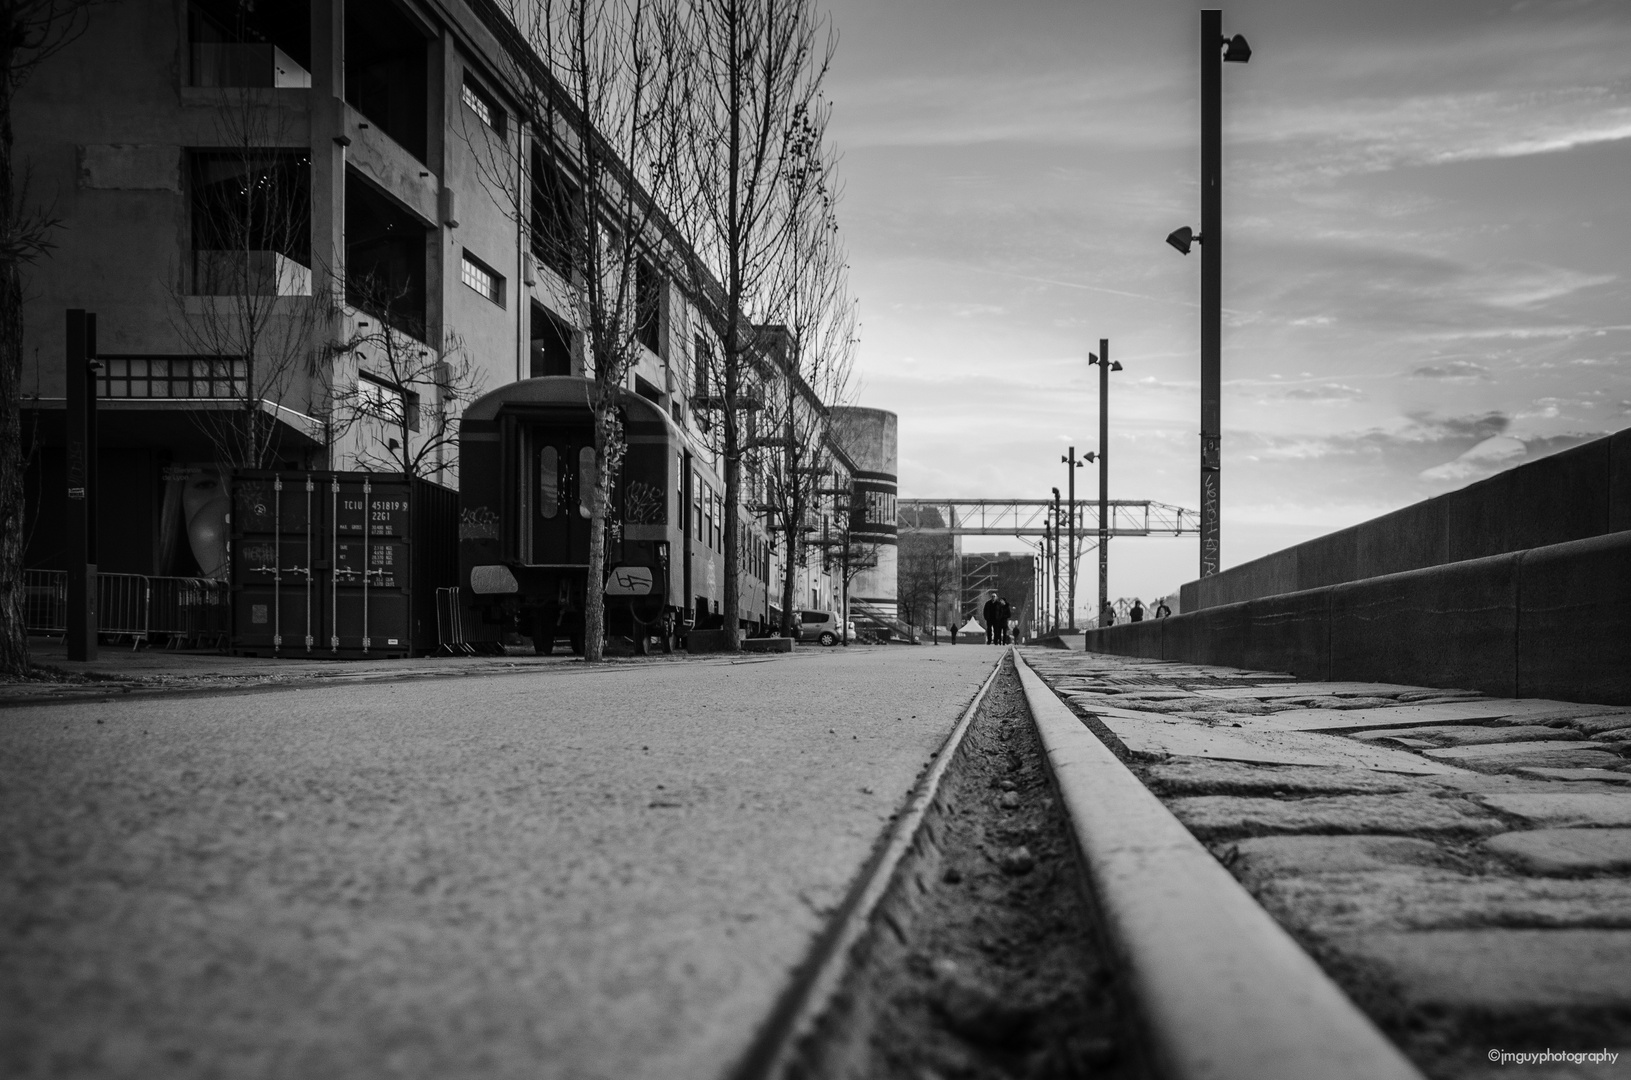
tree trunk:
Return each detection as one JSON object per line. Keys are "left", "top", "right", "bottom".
{"left": 584, "top": 439, "right": 610, "bottom": 663}
{"left": 779, "top": 519, "right": 797, "bottom": 636}
{"left": 0, "top": 73, "right": 29, "bottom": 676}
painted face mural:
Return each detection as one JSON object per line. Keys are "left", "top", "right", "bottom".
{"left": 182, "top": 468, "right": 230, "bottom": 579}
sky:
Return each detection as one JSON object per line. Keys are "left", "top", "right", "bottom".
{"left": 816, "top": 0, "right": 1631, "bottom": 618}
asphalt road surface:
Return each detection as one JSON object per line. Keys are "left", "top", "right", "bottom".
{"left": 1, "top": 645, "right": 1001, "bottom": 1080}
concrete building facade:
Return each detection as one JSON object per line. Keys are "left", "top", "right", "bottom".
{"left": 16, "top": 0, "right": 857, "bottom": 611}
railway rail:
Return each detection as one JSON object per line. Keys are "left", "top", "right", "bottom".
{"left": 738, "top": 647, "right": 1631, "bottom": 1079}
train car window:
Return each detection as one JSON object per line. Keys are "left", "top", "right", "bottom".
{"left": 692, "top": 471, "right": 702, "bottom": 539}
{"left": 539, "top": 446, "right": 558, "bottom": 519}
{"left": 705, "top": 485, "right": 715, "bottom": 550}
{"left": 578, "top": 446, "right": 596, "bottom": 519}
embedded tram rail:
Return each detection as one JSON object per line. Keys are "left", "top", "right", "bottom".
{"left": 744, "top": 649, "right": 1631, "bottom": 1080}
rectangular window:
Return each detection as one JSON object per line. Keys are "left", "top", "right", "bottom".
{"left": 636, "top": 258, "right": 662, "bottom": 355}
{"left": 461, "top": 251, "right": 505, "bottom": 307}
{"left": 191, "top": 149, "right": 312, "bottom": 296}
{"left": 188, "top": 0, "right": 311, "bottom": 88}
{"left": 531, "top": 144, "right": 578, "bottom": 279}
{"left": 96, "top": 355, "right": 246, "bottom": 399}
{"left": 344, "top": 0, "right": 429, "bottom": 163}
{"left": 692, "top": 472, "right": 702, "bottom": 540}
{"left": 694, "top": 335, "right": 711, "bottom": 397}
{"left": 345, "top": 169, "right": 427, "bottom": 340}
{"left": 461, "top": 72, "right": 506, "bottom": 137}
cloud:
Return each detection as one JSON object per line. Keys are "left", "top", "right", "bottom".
{"left": 1281, "top": 383, "right": 1367, "bottom": 403}
{"left": 1409, "top": 359, "right": 1492, "bottom": 380}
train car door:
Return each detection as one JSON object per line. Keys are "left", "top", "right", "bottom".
{"left": 532, "top": 424, "right": 596, "bottom": 565}
{"left": 681, "top": 450, "right": 693, "bottom": 621}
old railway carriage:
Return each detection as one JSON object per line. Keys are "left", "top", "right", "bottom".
{"left": 458, "top": 377, "right": 771, "bottom": 653}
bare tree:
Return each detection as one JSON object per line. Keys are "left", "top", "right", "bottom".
{"left": 676, "top": 0, "right": 834, "bottom": 652}
{"left": 897, "top": 530, "right": 957, "bottom": 644}
{"left": 326, "top": 276, "right": 482, "bottom": 484}
{"left": 756, "top": 179, "right": 852, "bottom": 636}
{"left": 472, "top": 0, "right": 688, "bottom": 663}
{"left": 168, "top": 81, "right": 324, "bottom": 471}
{"left": 0, "top": 0, "right": 99, "bottom": 675}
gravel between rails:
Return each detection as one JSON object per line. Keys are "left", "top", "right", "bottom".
{"left": 785, "top": 653, "right": 1139, "bottom": 1080}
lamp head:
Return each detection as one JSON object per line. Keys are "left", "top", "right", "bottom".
{"left": 1084, "top": 451, "right": 1097, "bottom": 463}
{"left": 1051, "top": 486, "right": 1060, "bottom": 499}
{"left": 1166, "top": 226, "right": 1198, "bottom": 255}
{"left": 1223, "top": 33, "right": 1252, "bottom": 63}
{"left": 1111, "top": 360, "right": 1123, "bottom": 372}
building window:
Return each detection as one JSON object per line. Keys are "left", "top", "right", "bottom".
{"left": 345, "top": 169, "right": 427, "bottom": 340}
{"left": 191, "top": 150, "right": 311, "bottom": 296}
{"left": 97, "top": 356, "right": 246, "bottom": 399}
{"left": 531, "top": 144, "right": 578, "bottom": 279}
{"left": 188, "top": 0, "right": 311, "bottom": 88}
{"left": 358, "top": 371, "right": 420, "bottom": 432}
{"left": 461, "top": 72, "right": 506, "bottom": 138}
{"left": 461, "top": 251, "right": 505, "bottom": 307}
{"left": 636, "top": 257, "right": 662, "bottom": 355}
{"left": 344, "top": 0, "right": 429, "bottom": 163}
{"left": 530, "top": 302, "right": 573, "bottom": 377}
{"left": 694, "top": 335, "right": 711, "bottom": 396}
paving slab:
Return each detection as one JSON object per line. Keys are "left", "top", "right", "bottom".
{"left": 1512, "top": 767, "right": 1631, "bottom": 785}
{"left": 1067, "top": 705, "right": 1469, "bottom": 773}
{"left": 1245, "top": 702, "right": 1539, "bottom": 732}
{"left": 1476, "top": 791, "right": 1631, "bottom": 828}
{"left": 1570, "top": 714, "right": 1631, "bottom": 736}
{"left": 1169, "top": 793, "right": 1500, "bottom": 841}
{"left": 1485, "top": 829, "right": 1631, "bottom": 875}
{"left": 1350, "top": 725, "right": 1583, "bottom": 747}
{"left": 1188, "top": 683, "right": 1427, "bottom": 700}
{"left": 1329, "top": 929, "right": 1631, "bottom": 1010}
{"left": 1227, "top": 835, "right": 1457, "bottom": 876}
{"left": 0, "top": 647, "right": 1000, "bottom": 1080}
{"left": 1425, "top": 743, "right": 1628, "bottom": 773}
{"left": 1253, "top": 870, "right": 1631, "bottom": 933}
{"left": 1143, "top": 761, "right": 1425, "bottom": 798}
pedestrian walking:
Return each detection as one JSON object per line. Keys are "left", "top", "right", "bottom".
{"left": 982, "top": 596, "right": 996, "bottom": 644}
{"left": 1130, "top": 599, "right": 1145, "bottom": 623}
{"left": 1155, "top": 600, "right": 1172, "bottom": 619}
{"left": 1101, "top": 602, "right": 1116, "bottom": 627}
{"left": 994, "top": 596, "right": 1011, "bottom": 645}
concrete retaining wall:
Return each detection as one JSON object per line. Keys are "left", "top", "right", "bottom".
{"left": 1181, "top": 428, "right": 1631, "bottom": 612}
{"left": 1091, "top": 529, "right": 1631, "bottom": 705}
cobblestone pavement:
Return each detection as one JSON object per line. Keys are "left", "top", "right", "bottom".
{"left": 0, "top": 646, "right": 999, "bottom": 1080}
{"left": 1020, "top": 648, "right": 1631, "bottom": 1080}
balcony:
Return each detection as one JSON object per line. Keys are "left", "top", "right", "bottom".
{"left": 194, "top": 250, "right": 312, "bottom": 297}
{"left": 190, "top": 43, "right": 311, "bottom": 89}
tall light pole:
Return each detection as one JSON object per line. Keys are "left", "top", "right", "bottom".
{"left": 1050, "top": 487, "right": 1062, "bottom": 632}
{"left": 1061, "top": 449, "right": 1084, "bottom": 628}
{"left": 1168, "top": 11, "right": 1249, "bottom": 578}
{"left": 1087, "top": 340, "right": 1121, "bottom": 626}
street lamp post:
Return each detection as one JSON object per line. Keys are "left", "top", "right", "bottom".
{"left": 1087, "top": 340, "right": 1120, "bottom": 626}
{"left": 1050, "top": 487, "right": 1062, "bottom": 632}
{"left": 1061, "top": 449, "right": 1084, "bottom": 628}
{"left": 1168, "top": 10, "right": 1249, "bottom": 579}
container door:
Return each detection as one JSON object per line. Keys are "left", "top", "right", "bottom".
{"left": 232, "top": 473, "right": 317, "bottom": 654}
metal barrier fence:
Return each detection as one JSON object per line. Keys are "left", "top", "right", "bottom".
{"left": 23, "top": 569, "right": 230, "bottom": 649}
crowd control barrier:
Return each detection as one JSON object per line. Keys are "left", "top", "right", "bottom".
{"left": 23, "top": 569, "right": 230, "bottom": 649}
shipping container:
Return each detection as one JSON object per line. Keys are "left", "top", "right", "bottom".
{"left": 230, "top": 471, "right": 458, "bottom": 658}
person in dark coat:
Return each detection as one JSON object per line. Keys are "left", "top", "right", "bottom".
{"left": 981, "top": 596, "right": 996, "bottom": 644}
{"left": 1155, "top": 600, "right": 1172, "bottom": 619}
{"left": 993, "top": 596, "right": 1011, "bottom": 645}
{"left": 1130, "top": 599, "right": 1145, "bottom": 623}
